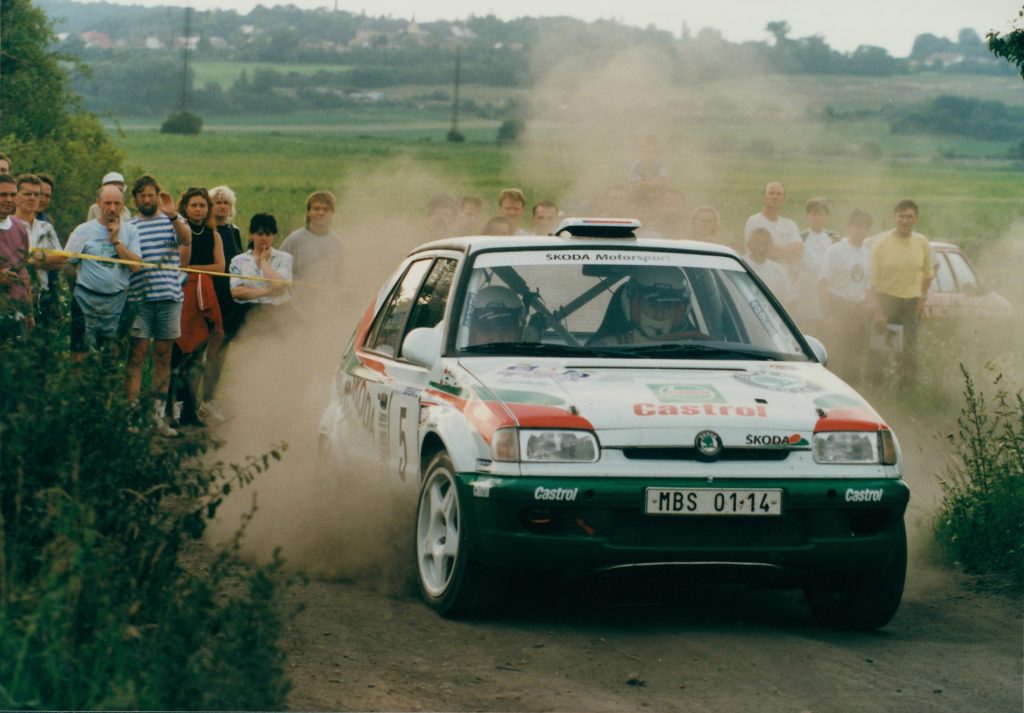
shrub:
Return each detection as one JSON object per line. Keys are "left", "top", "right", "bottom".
{"left": 0, "top": 324, "right": 291, "bottom": 708}
{"left": 160, "top": 110, "right": 204, "bottom": 135}
{"left": 934, "top": 366, "right": 1024, "bottom": 587}
{"left": 496, "top": 118, "right": 524, "bottom": 144}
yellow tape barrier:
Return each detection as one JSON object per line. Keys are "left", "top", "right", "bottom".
{"left": 40, "top": 248, "right": 331, "bottom": 289}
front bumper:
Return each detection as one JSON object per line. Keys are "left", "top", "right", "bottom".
{"left": 458, "top": 475, "right": 909, "bottom": 575}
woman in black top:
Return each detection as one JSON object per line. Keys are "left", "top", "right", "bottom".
{"left": 170, "top": 187, "right": 224, "bottom": 427}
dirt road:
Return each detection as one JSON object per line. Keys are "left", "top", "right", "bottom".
{"left": 280, "top": 559, "right": 1020, "bottom": 712}
{"left": 206, "top": 294, "right": 1021, "bottom": 712}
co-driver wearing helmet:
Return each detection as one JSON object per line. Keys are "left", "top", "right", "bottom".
{"left": 467, "top": 285, "right": 525, "bottom": 346}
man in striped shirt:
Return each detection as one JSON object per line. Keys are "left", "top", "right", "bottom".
{"left": 125, "top": 174, "right": 192, "bottom": 435}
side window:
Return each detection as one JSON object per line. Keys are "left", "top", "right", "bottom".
{"left": 946, "top": 251, "right": 979, "bottom": 292}
{"left": 403, "top": 258, "right": 458, "bottom": 340}
{"left": 931, "top": 253, "right": 955, "bottom": 293}
{"left": 365, "top": 259, "right": 432, "bottom": 357}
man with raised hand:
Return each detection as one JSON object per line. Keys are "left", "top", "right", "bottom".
{"left": 0, "top": 174, "right": 33, "bottom": 339}
{"left": 743, "top": 181, "right": 803, "bottom": 268}
{"left": 14, "top": 174, "right": 63, "bottom": 325}
{"left": 64, "top": 184, "right": 143, "bottom": 360}
{"left": 124, "top": 174, "right": 192, "bottom": 436}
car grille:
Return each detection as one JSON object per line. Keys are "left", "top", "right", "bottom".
{"left": 611, "top": 511, "right": 806, "bottom": 548}
{"left": 621, "top": 447, "right": 791, "bottom": 461}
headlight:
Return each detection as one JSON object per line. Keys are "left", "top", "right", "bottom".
{"left": 812, "top": 431, "right": 882, "bottom": 464}
{"left": 491, "top": 428, "right": 599, "bottom": 463}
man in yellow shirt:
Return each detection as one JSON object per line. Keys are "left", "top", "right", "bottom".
{"left": 867, "top": 199, "right": 934, "bottom": 388}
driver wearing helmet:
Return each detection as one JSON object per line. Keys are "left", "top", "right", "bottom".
{"left": 467, "top": 285, "right": 525, "bottom": 346}
{"left": 597, "top": 266, "right": 698, "bottom": 345}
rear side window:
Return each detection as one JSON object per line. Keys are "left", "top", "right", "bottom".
{"left": 931, "top": 253, "right": 954, "bottom": 293}
{"left": 365, "top": 259, "right": 432, "bottom": 357}
{"left": 404, "top": 258, "right": 458, "bottom": 337}
{"left": 946, "top": 251, "right": 979, "bottom": 292}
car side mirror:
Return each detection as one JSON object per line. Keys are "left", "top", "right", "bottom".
{"left": 402, "top": 326, "right": 442, "bottom": 368}
{"left": 804, "top": 335, "right": 828, "bottom": 366}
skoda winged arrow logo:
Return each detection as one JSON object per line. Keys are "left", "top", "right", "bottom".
{"left": 694, "top": 430, "right": 723, "bottom": 459}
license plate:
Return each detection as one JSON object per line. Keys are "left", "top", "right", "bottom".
{"left": 645, "top": 488, "right": 783, "bottom": 516}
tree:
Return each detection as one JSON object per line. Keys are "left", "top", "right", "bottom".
{"left": 0, "top": 0, "right": 125, "bottom": 237}
{"left": 988, "top": 7, "right": 1024, "bottom": 79}
{"left": 0, "top": 0, "right": 70, "bottom": 139}
{"left": 765, "top": 20, "right": 791, "bottom": 45}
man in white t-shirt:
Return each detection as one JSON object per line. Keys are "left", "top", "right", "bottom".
{"left": 819, "top": 209, "right": 873, "bottom": 385}
{"left": 743, "top": 181, "right": 803, "bottom": 268}
{"left": 745, "top": 227, "right": 794, "bottom": 308}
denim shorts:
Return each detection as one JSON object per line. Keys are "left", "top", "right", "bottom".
{"left": 71, "top": 286, "right": 129, "bottom": 352}
{"left": 129, "top": 299, "right": 183, "bottom": 340}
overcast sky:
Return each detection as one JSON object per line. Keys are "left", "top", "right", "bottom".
{"left": 82, "top": 0, "right": 1019, "bottom": 56}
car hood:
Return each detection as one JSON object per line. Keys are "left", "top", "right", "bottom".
{"left": 457, "top": 357, "right": 886, "bottom": 448}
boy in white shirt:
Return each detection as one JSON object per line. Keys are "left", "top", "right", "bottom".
{"left": 745, "top": 227, "right": 795, "bottom": 308}
{"left": 818, "top": 209, "right": 873, "bottom": 384}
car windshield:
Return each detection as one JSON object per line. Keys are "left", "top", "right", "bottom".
{"left": 455, "top": 248, "right": 808, "bottom": 360}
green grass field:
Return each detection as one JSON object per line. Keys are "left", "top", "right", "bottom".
{"left": 114, "top": 126, "right": 1022, "bottom": 255}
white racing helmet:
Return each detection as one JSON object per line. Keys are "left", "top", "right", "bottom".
{"left": 469, "top": 285, "right": 524, "bottom": 344}
{"left": 628, "top": 266, "right": 690, "bottom": 338}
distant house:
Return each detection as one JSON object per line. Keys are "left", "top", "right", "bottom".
{"left": 450, "top": 26, "right": 477, "bottom": 40}
{"left": 173, "top": 35, "right": 201, "bottom": 50}
{"left": 144, "top": 36, "right": 166, "bottom": 50}
{"left": 209, "top": 36, "right": 229, "bottom": 49}
{"left": 924, "top": 52, "right": 965, "bottom": 68}
{"left": 81, "top": 31, "right": 112, "bottom": 49}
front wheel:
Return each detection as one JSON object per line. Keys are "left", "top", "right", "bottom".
{"left": 415, "top": 452, "right": 483, "bottom": 618}
{"left": 804, "top": 519, "right": 907, "bottom": 630}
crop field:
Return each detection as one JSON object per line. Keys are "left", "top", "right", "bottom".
{"left": 115, "top": 127, "right": 1021, "bottom": 255}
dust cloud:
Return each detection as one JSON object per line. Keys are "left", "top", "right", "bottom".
{"left": 206, "top": 158, "right": 460, "bottom": 593}
{"left": 205, "top": 34, "right": 1022, "bottom": 590}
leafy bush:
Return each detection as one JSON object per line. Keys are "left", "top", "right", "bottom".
{"left": 0, "top": 324, "right": 291, "bottom": 708}
{"left": 160, "top": 110, "right": 204, "bottom": 135}
{"left": 496, "top": 119, "right": 524, "bottom": 144}
{"left": 935, "top": 366, "right": 1024, "bottom": 587}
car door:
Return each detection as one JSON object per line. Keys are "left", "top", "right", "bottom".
{"left": 384, "top": 256, "right": 460, "bottom": 483}
{"left": 357, "top": 258, "right": 434, "bottom": 473}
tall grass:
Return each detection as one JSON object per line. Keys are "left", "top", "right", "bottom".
{"left": 935, "top": 366, "right": 1024, "bottom": 587}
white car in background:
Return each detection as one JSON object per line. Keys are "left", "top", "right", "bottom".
{"left": 927, "top": 241, "right": 1012, "bottom": 320}
{"left": 319, "top": 219, "right": 910, "bottom": 628}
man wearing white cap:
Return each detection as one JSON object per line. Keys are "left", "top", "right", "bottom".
{"left": 85, "top": 171, "right": 131, "bottom": 223}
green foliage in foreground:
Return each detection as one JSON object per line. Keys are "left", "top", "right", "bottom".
{"left": 0, "top": 325, "right": 291, "bottom": 709}
{"left": 935, "top": 366, "right": 1024, "bottom": 586}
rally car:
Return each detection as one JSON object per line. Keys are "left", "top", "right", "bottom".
{"left": 319, "top": 219, "right": 909, "bottom": 628}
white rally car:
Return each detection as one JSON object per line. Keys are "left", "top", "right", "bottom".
{"left": 320, "top": 219, "right": 909, "bottom": 628}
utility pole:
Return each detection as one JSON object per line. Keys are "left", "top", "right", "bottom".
{"left": 179, "top": 6, "right": 192, "bottom": 111}
{"left": 447, "top": 45, "right": 463, "bottom": 142}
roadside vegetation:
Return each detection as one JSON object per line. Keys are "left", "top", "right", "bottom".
{"left": 0, "top": 2, "right": 293, "bottom": 706}
{"left": 934, "top": 367, "right": 1024, "bottom": 587}
{"left": 0, "top": 324, "right": 292, "bottom": 708}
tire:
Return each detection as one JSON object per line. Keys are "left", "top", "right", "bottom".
{"left": 415, "top": 452, "right": 483, "bottom": 618}
{"left": 804, "top": 519, "right": 907, "bottom": 630}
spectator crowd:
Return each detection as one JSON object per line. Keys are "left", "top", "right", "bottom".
{"left": 0, "top": 143, "right": 934, "bottom": 436}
